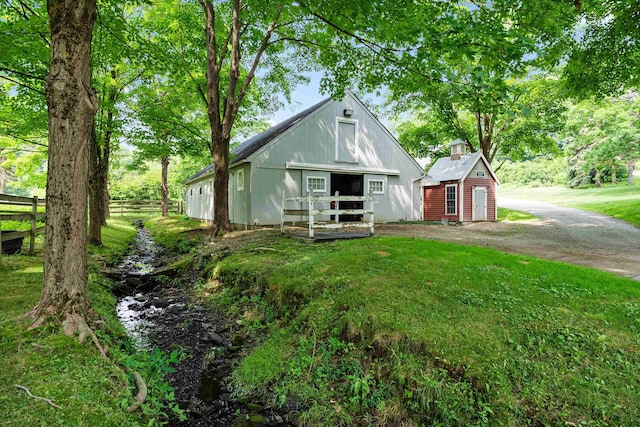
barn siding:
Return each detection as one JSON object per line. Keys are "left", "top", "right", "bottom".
{"left": 247, "top": 93, "right": 423, "bottom": 223}
{"left": 423, "top": 182, "right": 460, "bottom": 221}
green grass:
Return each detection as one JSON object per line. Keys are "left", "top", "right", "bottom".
{"left": 144, "top": 215, "right": 208, "bottom": 253}
{"left": 0, "top": 219, "right": 176, "bottom": 426}
{"left": 500, "top": 174, "right": 640, "bottom": 226}
{"left": 201, "top": 233, "right": 640, "bottom": 426}
{"left": 497, "top": 207, "right": 536, "bottom": 221}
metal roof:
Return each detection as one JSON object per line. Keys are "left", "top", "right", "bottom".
{"left": 423, "top": 152, "right": 486, "bottom": 184}
{"left": 185, "top": 97, "right": 331, "bottom": 184}
{"left": 231, "top": 97, "right": 332, "bottom": 164}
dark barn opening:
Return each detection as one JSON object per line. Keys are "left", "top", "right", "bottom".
{"left": 330, "top": 173, "right": 363, "bottom": 222}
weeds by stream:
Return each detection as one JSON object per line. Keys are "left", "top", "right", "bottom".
{"left": 116, "top": 220, "right": 295, "bottom": 426}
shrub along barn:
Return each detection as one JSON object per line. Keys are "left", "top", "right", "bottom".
{"left": 185, "top": 90, "right": 425, "bottom": 227}
{"left": 421, "top": 140, "right": 499, "bottom": 222}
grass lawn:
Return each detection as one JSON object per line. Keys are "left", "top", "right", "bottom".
{"left": 0, "top": 219, "right": 176, "bottom": 426}
{"left": 200, "top": 232, "right": 640, "bottom": 426}
{"left": 500, "top": 172, "right": 640, "bottom": 226}
{"left": 497, "top": 207, "right": 536, "bottom": 221}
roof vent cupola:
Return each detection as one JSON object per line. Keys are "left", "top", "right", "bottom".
{"left": 450, "top": 139, "right": 466, "bottom": 160}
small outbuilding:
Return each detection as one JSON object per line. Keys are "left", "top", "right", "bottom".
{"left": 185, "top": 90, "right": 424, "bottom": 227}
{"left": 421, "top": 140, "right": 499, "bottom": 222}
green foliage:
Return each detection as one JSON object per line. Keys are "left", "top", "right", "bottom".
{"left": 496, "top": 157, "right": 567, "bottom": 187}
{"left": 0, "top": 219, "right": 177, "bottom": 426}
{"left": 564, "top": 0, "right": 640, "bottom": 97}
{"left": 144, "top": 216, "right": 207, "bottom": 254}
{"left": 204, "top": 234, "right": 640, "bottom": 426}
{"left": 563, "top": 94, "right": 639, "bottom": 187}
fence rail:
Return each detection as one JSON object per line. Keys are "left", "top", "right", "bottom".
{"left": 0, "top": 194, "right": 46, "bottom": 256}
{"left": 109, "top": 199, "right": 183, "bottom": 216}
{"left": 281, "top": 191, "right": 374, "bottom": 238}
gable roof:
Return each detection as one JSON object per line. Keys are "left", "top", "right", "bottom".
{"left": 422, "top": 152, "right": 500, "bottom": 185}
{"left": 230, "top": 97, "right": 332, "bottom": 165}
{"left": 185, "top": 97, "right": 331, "bottom": 184}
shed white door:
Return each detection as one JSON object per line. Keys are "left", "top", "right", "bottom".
{"left": 473, "top": 187, "right": 487, "bottom": 221}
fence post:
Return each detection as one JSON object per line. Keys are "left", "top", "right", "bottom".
{"left": 334, "top": 191, "right": 339, "bottom": 223}
{"left": 280, "top": 191, "right": 285, "bottom": 234}
{"left": 369, "top": 190, "right": 375, "bottom": 236}
{"left": 29, "top": 196, "right": 37, "bottom": 255}
{"left": 308, "top": 191, "right": 314, "bottom": 239}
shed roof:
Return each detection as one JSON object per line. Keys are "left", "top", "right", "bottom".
{"left": 422, "top": 152, "right": 499, "bottom": 185}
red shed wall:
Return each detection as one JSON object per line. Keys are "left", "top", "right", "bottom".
{"left": 463, "top": 177, "right": 497, "bottom": 221}
{"left": 423, "top": 182, "right": 460, "bottom": 221}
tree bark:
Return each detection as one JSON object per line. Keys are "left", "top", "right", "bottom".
{"left": 88, "top": 127, "right": 103, "bottom": 245}
{"left": 611, "top": 167, "right": 617, "bottom": 185}
{"left": 27, "top": 0, "right": 98, "bottom": 336}
{"left": 628, "top": 161, "right": 635, "bottom": 186}
{"left": 200, "top": 0, "right": 281, "bottom": 232}
{"left": 161, "top": 155, "right": 169, "bottom": 216}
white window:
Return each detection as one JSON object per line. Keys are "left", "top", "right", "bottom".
{"left": 445, "top": 184, "right": 457, "bottom": 215}
{"left": 475, "top": 170, "right": 486, "bottom": 177}
{"left": 237, "top": 169, "right": 245, "bottom": 191}
{"left": 307, "top": 176, "right": 326, "bottom": 193}
{"left": 368, "top": 179, "right": 384, "bottom": 194}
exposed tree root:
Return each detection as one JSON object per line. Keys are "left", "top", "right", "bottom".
{"left": 15, "top": 384, "right": 62, "bottom": 409}
{"left": 127, "top": 370, "right": 148, "bottom": 413}
{"left": 62, "top": 313, "right": 108, "bottom": 359}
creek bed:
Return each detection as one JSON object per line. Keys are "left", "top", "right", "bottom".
{"left": 114, "top": 222, "right": 295, "bottom": 427}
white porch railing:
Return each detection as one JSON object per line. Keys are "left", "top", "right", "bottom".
{"left": 281, "top": 191, "right": 374, "bottom": 238}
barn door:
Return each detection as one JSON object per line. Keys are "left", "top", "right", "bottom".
{"left": 473, "top": 187, "right": 487, "bottom": 221}
{"left": 336, "top": 119, "right": 357, "bottom": 163}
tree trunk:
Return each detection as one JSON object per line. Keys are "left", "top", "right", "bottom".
{"left": 27, "top": 0, "right": 98, "bottom": 337}
{"left": 611, "top": 168, "right": 617, "bottom": 185}
{"left": 628, "top": 161, "right": 635, "bottom": 186}
{"left": 88, "top": 127, "right": 104, "bottom": 245}
{"left": 594, "top": 169, "right": 601, "bottom": 187}
{"left": 212, "top": 136, "right": 230, "bottom": 230}
{"left": 161, "top": 155, "right": 169, "bottom": 216}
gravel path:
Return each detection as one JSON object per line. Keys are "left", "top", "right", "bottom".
{"left": 377, "top": 197, "right": 640, "bottom": 281}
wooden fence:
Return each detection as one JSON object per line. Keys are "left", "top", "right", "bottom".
{"left": 281, "top": 191, "right": 374, "bottom": 238}
{"left": 0, "top": 194, "right": 46, "bottom": 256}
{"left": 109, "top": 199, "right": 184, "bottom": 216}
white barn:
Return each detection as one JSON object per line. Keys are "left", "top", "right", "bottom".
{"left": 185, "top": 91, "right": 424, "bottom": 227}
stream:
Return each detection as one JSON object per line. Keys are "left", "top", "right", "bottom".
{"left": 114, "top": 222, "right": 296, "bottom": 427}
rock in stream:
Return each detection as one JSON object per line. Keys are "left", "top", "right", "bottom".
{"left": 115, "top": 222, "right": 296, "bottom": 426}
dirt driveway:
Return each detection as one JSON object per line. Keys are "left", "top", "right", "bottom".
{"left": 377, "top": 197, "right": 640, "bottom": 281}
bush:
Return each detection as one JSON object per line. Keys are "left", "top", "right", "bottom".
{"left": 497, "top": 158, "right": 566, "bottom": 187}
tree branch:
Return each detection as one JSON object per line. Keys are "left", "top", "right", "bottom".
{"left": 234, "top": 5, "right": 284, "bottom": 118}
{"left": 0, "top": 74, "right": 45, "bottom": 95}
{"left": 14, "top": 385, "right": 61, "bottom": 409}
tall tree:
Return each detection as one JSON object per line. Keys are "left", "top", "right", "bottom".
{"left": 564, "top": 94, "right": 640, "bottom": 187}
{"left": 302, "top": 1, "right": 579, "bottom": 163}
{"left": 199, "top": 0, "right": 286, "bottom": 231}
{"left": 127, "top": 73, "right": 210, "bottom": 216}
{"left": 26, "top": 0, "right": 99, "bottom": 342}
{"left": 141, "top": 0, "right": 309, "bottom": 232}
{"left": 564, "top": 0, "right": 640, "bottom": 98}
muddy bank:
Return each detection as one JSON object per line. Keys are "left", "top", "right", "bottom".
{"left": 113, "top": 223, "right": 297, "bottom": 426}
